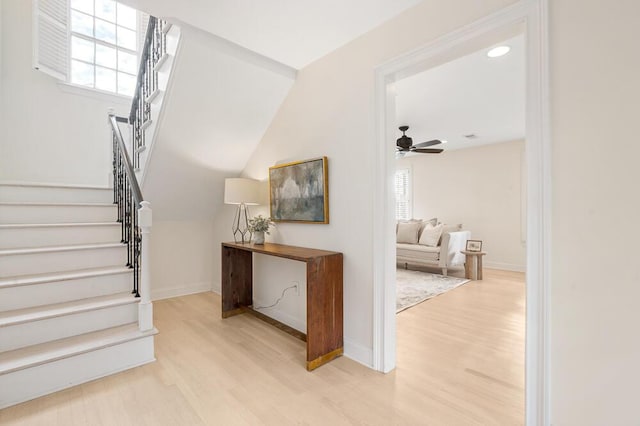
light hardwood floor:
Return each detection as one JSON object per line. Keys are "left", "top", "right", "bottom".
{"left": 0, "top": 268, "right": 525, "bottom": 425}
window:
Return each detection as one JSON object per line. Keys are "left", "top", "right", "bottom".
{"left": 34, "top": 0, "right": 143, "bottom": 97}
{"left": 395, "top": 168, "right": 411, "bottom": 220}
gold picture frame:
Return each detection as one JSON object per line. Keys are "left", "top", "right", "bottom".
{"left": 269, "top": 157, "right": 329, "bottom": 224}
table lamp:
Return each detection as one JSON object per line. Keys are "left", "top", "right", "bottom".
{"left": 224, "top": 178, "right": 260, "bottom": 243}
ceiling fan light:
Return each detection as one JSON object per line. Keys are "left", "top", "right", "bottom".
{"left": 487, "top": 45, "right": 510, "bottom": 58}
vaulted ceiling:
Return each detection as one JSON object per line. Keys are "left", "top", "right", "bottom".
{"left": 119, "top": 0, "right": 422, "bottom": 69}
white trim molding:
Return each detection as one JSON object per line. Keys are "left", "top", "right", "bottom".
{"left": 150, "top": 281, "right": 213, "bottom": 301}
{"left": 484, "top": 261, "right": 526, "bottom": 273}
{"left": 344, "top": 338, "right": 374, "bottom": 368}
{"left": 372, "top": 1, "right": 550, "bottom": 424}
{"left": 57, "top": 82, "right": 133, "bottom": 106}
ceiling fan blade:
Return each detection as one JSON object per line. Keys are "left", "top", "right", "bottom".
{"left": 412, "top": 148, "right": 444, "bottom": 154}
{"left": 412, "top": 139, "right": 442, "bottom": 148}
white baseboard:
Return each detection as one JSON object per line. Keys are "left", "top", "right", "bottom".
{"left": 251, "top": 300, "right": 306, "bottom": 333}
{"left": 211, "top": 280, "right": 221, "bottom": 295}
{"left": 151, "top": 281, "right": 212, "bottom": 301}
{"left": 484, "top": 261, "right": 526, "bottom": 272}
{"left": 344, "top": 338, "right": 373, "bottom": 368}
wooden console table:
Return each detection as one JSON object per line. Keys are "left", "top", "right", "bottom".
{"left": 221, "top": 242, "right": 343, "bottom": 371}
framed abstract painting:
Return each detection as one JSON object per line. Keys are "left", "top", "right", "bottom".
{"left": 269, "top": 157, "right": 329, "bottom": 223}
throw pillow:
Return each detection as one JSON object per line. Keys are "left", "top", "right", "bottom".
{"left": 424, "top": 217, "right": 438, "bottom": 227}
{"left": 417, "top": 217, "right": 438, "bottom": 239}
{"left": 396, "top": 221, "right": 422, "bottom": 244}
{"left": 396, "top": 218, "right": 422, "bottom": 234}
{"left": 418, "top": 223, "right": 443, "bottom": 247}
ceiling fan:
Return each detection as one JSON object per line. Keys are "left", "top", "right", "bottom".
{"left": 396, "top": 126, "right": 444, "bottom": 156}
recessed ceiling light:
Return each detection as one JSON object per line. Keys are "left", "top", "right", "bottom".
{"left": 441, "top": 140, "right": 448, "bottom": 144}
{"left": 487, "top": 45, "right": 510, "bottom": 58}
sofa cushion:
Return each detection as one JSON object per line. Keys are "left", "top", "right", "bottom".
{"left": 417, "top": 217, "right": 438, "bottom": 239}
{"left": 396, "top": 218, "right": 435, "bottom": 234}
{"left": 418, "top": 223, "right": 443, "bottom": 247}
{"left": 396, "top": 243, "right": 440, "bottom": 262}
{"left": 396, "top": 221, "right": 422, "bottom": 244}
{"left": 396, "top": 218, "right": 421, "bottom": 234}
{"left": 438, "top": 223, "right": 463, "bottom": 245}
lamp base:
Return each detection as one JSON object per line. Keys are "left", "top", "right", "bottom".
{"left": 232, "top": 203, "right": 252, "bottom": 244}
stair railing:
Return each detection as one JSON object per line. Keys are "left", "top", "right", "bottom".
{"left": 109, "top": 114, "right": 153, "bottom": 332}
{"left": 129, "top": 16, "right": 169, "bottom": 170}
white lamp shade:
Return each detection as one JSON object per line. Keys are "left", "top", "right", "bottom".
{"left": 224, "top": 178, "right": 260, "bottom": 205}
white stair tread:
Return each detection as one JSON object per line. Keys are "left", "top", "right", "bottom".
{"left": 0, "top": 242, "right": 124, "bottom": 256}
{"left": 0, "top": 323, "right": 157, "bottom": 375}
{"left": 0, "top": 202, "right": 115, "bottom": 207}
{"left": 0, "top": 266, "right": 132, "bottom": 289}
{"left": 0, "top": 181, "right": 111, "bottom": 190}
{"left": 0, "top": 293, "right": 138, "bottom": 327}
{"left": 0, "top": 222, "right": 119, "bottom": 229}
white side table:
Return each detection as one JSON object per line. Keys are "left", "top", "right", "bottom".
{"left": 461, "top": 251, "right": 487, "bottom": 280}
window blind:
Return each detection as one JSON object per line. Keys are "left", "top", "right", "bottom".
{"left": 395, "top": 169, "right": 411, "bottom": 220}
{"left": 33, "top": 0, "right": 69, "bottom": 81}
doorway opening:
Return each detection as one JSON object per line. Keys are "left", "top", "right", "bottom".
{"left": 392, "top": 30, "right": 527, "bottom": 423}
{"left": 372, "top": 2, "right": 550, "bottom": 424}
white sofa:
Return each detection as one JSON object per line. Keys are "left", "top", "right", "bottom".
{"left": 396, "top": 219, "right": 470, "bottom": 276}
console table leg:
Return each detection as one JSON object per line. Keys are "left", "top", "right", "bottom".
{"left": 306, "top": 254, "right": 343, "bottom": 370}
{"left": 221, "top": 246, "right": 253, "bottom": 317}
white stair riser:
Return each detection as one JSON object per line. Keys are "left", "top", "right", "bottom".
{"left": 0, "top": 335, "right": 154, "bottom": 409}
{"left": 0, "top": 204, "right": 117, "bottom": 224}
{"left": 0, "top": 186, "right": 113, "bottom": 204}
{"left": 0, "top": 272, "right": 133, "bottom": 312}
{"left": 0, "top": 303, "right": 138, "bottom": 352}
{"left": 0, "top": 224, "right": 121, "bottom": 249}
{"left": 0, "top": 246, "right": 127, "bottom": 277}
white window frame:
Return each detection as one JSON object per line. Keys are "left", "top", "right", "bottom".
{"left": 68, "top": 1, "right": 139, "bottom": 97}
{"left": 34, "top": 0, "right": 143, "bottom": 99}
{"left": 394, "top": 168, "right": 412, "bottom": 220}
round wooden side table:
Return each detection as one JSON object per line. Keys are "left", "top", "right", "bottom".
{"left": 461, "top": 251, "right": 487, "bottom": 280}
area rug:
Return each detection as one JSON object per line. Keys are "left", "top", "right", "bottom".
{"left": 396, "top": 269, "right": 470, "bottom": 313}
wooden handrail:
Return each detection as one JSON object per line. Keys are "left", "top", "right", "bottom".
{"left": 129, "top": 16, "right": 157, "bottom": 122}
{"left": 108, "top": 114, "right": 143, "bottom": 206}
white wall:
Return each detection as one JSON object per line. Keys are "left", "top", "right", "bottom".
{"left": 139, "top": 23, "right": 296, "bottom": 302}
{"left": 0, "top": 0, "right": 129, "bottom": 186}
{"left": 397, "top": 140, "right": 526, "bottom": 271}
{"left": 141, "top": 24, "right": 295, "bottom": 221}
{"left": 150, "top": 220, "right": 215, "bottom": 301}
{"left": 212, "top": 1, "right": 640, "bottom": 422}
{"left": 550, "top": 0, "right": 640, "bottom": 424}
{"left": 211, "top": 0, "right": 519, "bottom": 367}
{"left": 0, "top": 1, "right": 3, "bottom": 156}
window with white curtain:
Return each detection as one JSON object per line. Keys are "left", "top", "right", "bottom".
{"left": 34, "top": 0, "right": 145, "bottom": 97}
{"left": 395, "top": 168, "right": 411, "bottom": 220}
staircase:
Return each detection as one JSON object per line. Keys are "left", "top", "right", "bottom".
{"left": 0, "top": 183, "right": 157, "bottom": 408}
{"left": 0, "top": 13, "right": 176, "bottom": 409}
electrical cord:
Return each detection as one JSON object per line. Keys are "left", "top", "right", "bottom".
{"left": 253, "top": 284, "right": 297, "bottom": 310}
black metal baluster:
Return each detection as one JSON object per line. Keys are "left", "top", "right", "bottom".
{"left": 109, "top": 17, "right": 165, "bottom": 299}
